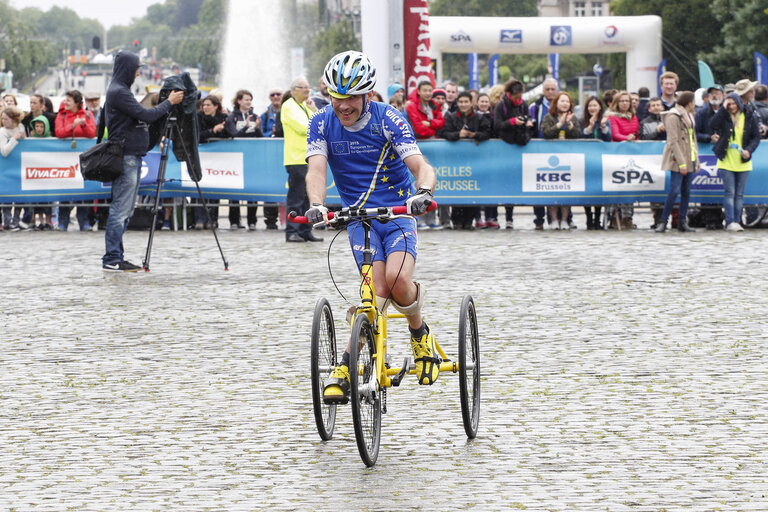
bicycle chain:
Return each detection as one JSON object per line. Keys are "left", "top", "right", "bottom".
{"left": 381, "top": 387, "right": 387, "bottom": 414}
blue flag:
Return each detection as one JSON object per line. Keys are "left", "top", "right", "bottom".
{"left": 468, "top": 53, "right": 479, "bottom": 91}
{"left": 488, "top": 54, "right": 499, "bottom": 87}
{"left": 755, "top": 52, "right": 768, "bottom": 85}
{"left": 548, "top": 53, "right": 560, "bottom": 81}
{"left": 657, "top": 59, "right": 667, "bottom": 96}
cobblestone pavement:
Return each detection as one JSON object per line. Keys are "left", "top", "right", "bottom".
{"left": 2, "top": 211, "right": 767, "bottom": 511}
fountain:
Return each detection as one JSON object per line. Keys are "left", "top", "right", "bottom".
{"left": 220, "top": 0, "right": 290, "bottom": 114}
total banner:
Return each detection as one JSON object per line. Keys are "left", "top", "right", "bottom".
{"left": 2, "top": 138, "right": 768, "bottom": 205}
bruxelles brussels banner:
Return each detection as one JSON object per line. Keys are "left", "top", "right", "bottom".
{"left": 1, "top": 138, "right": 768, "bottom": 205}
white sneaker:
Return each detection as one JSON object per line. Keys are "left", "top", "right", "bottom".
{"left": 726, "top": 222, "right": 744, "bottom": 232}
{"left": 560, "top": 220, "right": 570, "bottom": 231}
{"left": 548, "top": 222, "right": 559, "bottom": 230}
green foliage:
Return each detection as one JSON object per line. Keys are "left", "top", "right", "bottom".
{"left": 0, "top": 2, "right": 58, "bottom": 85}
{"left": 701, "top": 0, "right": 768, "bottom": 82}
{"left": 430, "top": 0, "right": 537, "bottom": 17}
{"left": 610, "top": 0, "right": 723, "bottom": 90}
{"left": 306, "top": 20, "right": 360, "bottom": 83}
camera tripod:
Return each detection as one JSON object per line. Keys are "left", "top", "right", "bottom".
{"left": 142, "top": 114, "right": 229, "bottom": 271}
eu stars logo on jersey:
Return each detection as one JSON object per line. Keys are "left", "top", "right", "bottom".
{"left": 332, "top": 141, "right": 350, "bottom": 155}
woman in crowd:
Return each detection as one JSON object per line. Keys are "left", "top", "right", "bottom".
{"left": 608, "top": 91, "right": 639, "bottom": 229}
{"left": 710, "top": 84, "right": 761, "bottom": 231}
{"left": 55, "top": 90, "right": 97, "bottom": 139}
{"left": 225, "top": 89, "right": 263, "bottom": 230}
{"left": 487, "top": 84, "right": 514, "bottom": 228}
{"left": 473, "top": 92, "right": 497, "bottom": 228}
{"left": 3, "top": 93, "right": 18, "bottom": 108}
{"left": 1, "top": 107, "right": 26, "bottom": 231}
{"left": 195, "top": 94, "right": 228, "bottom": 229}
{"left": 55, "top": 90, "right": 97, "bottom": 231}
{"left": 580, "top": 95, "right": 611, "bottom": 229}
{"left": 655, "top": 91, "right": 699, "bottom": 233}
{"left": 541, "top": 91, "right": 580, "bottom": 230}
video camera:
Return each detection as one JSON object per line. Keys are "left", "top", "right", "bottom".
{"left": 155, "top": 72, "right": 202, "bottom": 181}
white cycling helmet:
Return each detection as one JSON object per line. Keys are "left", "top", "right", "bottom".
{"left": 323, "top": 51, "right": 377, "bottom": 99}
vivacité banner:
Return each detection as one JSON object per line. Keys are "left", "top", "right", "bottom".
{"left": 1, "top": 138, "right": 767, "bottom": 205}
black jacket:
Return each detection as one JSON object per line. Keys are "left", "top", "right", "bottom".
{"left": 710, "top": 93, "right": 761, "bottom": 161}
{"left": 494, "top": 95, "right": 532, "bottom": 146}
{"left": 439, "top": 110, "right": 491, "bottom": 141}
{"left": 198, "top": 111, "right": 228, "bottom": 142}
{"left": 106, "top": 51, "right": 172, "bottom": 155}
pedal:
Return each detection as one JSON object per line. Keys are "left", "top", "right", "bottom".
{"left": 390, "top": 357, "right": 410, "bottom": 387}
{"left": 382, "top": 388, "right": 387, "bottom": 414}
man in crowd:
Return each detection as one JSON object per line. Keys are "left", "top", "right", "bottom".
{"left": 283, "top": 76, "right": 321, "bottom": 243}
{"left": 258, "top": 89, "right": 282, "bottom": 229}
{"left": 84, "top": 92, "right": 102, "bottom": 124}
{"left": 21, "top": 94, "right": 56, "bottom": 137}
{"left": 311, "top": 79, "right": 331, "bottom": 110}
{"left": 529, "top": 78, "right": 559, "bottom": 228}
{"left": 694, "top": 84, "right": 725, "bottom": 230}
{"left": 635, "top": 87, "right": 651, "bottom": 121}
{"left": 439, "top": 91, "right": 491, "bottom": 229}
{"left": 752, "top": 84, "right": 768, "bottom": 137}
{"left": 261, "top": 88, "right": 283, "bottom": 137}
{"left": 444, "top": 81, "right": 459, "bottom": 114}
{"left": 102, "top": 51, "right": 183, "bottom": 271}
{"left": 696, "top": 85, "right": 724, "bottom": 143}
{"left": 659, "top": 71, "right": 678, "bottom": 110}
{"left": 639, "top": 97, "right": 666, "bottom": 141}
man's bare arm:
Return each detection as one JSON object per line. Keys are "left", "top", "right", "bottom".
{"left": 306, "top": 154, "right": 329, "bottom": 205}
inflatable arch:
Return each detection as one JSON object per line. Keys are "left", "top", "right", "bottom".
{"left": 428, "top": 16, "right": 663, "bottom": 93}
{"left": 360, "top": 7, "right": 663, "bottom": 96}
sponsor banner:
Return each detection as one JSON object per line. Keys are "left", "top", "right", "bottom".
{"left": 550, "top": 25, "right": 572, "bottom": 47}
{"left": 522, "top": 154, "right": 585, "bottom": 192}
{"left": 499, "top": 29, "right": 522, "bottom": 44}
{"left": 448, "top": 29, "right": 473, "bottom": 47}
{"left": 4, "top": 139, "right": 768, "bottom": 205}
{"left": 181, "top": 152, "right": 244, "bottom": 189}
{"left": 20, "top": 152, "right": 84, "bottom": 191}
{"left": 403, "top": 0, "right": 434, "bottom": 95}
{"left": 602, "top": 154, "right": 665, "bottom": 192}
{"left": 601, "top": 25, "right": 623, "bottom": 46}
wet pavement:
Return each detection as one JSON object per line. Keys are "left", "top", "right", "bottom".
{"left": 2, "top": 209, "right": 767, "bottom": 511}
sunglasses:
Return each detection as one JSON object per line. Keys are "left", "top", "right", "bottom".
{"left": 270, "top": 93, "right": 281, "bottom": 97}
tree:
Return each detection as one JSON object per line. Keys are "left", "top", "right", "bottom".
{"left": 429, "top": 0, "right": 536, "bottom": 17}
{"left": 701, "top": 0, "right": 768, "bottom": 82}
{"left": 610, "top": 0, "right": 723, "bottom": 90}
{"left": 307, "top": 20, "right": 360, "bottom": 82}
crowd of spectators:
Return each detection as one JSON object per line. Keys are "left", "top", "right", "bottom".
{"left": 2, "top": 68, "right": 767, "bottom": 233}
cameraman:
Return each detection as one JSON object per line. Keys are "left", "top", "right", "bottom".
{"left": 102, "top": 51, "right": 183, "bottom": 272}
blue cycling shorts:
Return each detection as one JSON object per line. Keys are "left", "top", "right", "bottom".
{"left": 347, "top": 217, "right": 418, "bottom": 269}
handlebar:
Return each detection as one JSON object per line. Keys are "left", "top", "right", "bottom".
{"left": 288, "top": 201, "right": 438, "bottom": 225}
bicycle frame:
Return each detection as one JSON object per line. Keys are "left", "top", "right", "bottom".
{"left": 351, "top": 217, "right": 463, "bottom": 396}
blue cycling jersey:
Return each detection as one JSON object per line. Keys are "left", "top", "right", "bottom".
{"left": 307, "top": 101, "right": 422, "bottom": 208}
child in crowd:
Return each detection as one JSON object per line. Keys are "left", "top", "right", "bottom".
{"left": 29, "top": 116, "right": 55, "bottom": 230}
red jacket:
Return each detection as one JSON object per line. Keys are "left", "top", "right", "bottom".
{"left": 405, "top": 88, "right": 445, "bottom": 139}
{"left": 55, "top": 101, "right": 97, "bottom": 139}
{"left": 608, "top": 114, "right": 639, "bottom": 142}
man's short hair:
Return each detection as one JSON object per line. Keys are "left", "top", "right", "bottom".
{"left": 457, "top": 91, "right": 473, "bottom": 102}
{"left": 648, "top": 97, "right": 662, "bottom": 104}
{"left": 290, "top": 77, "right": 308, "bottom": 89}
{"left": 659, "top": 71, "right": 679, "bottom": 85}
{"left": 755, "top": 84, "right": 768, "bottom": 102}
{"left": 638, "top": 87, "right": 650, "bottom": 98}
{"left": 417, "top": 80, "right": 433, "bottom": 91}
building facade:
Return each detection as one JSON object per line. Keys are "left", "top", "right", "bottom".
{"left": 538, "top": 0, "right": 610, "bottom": 17}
